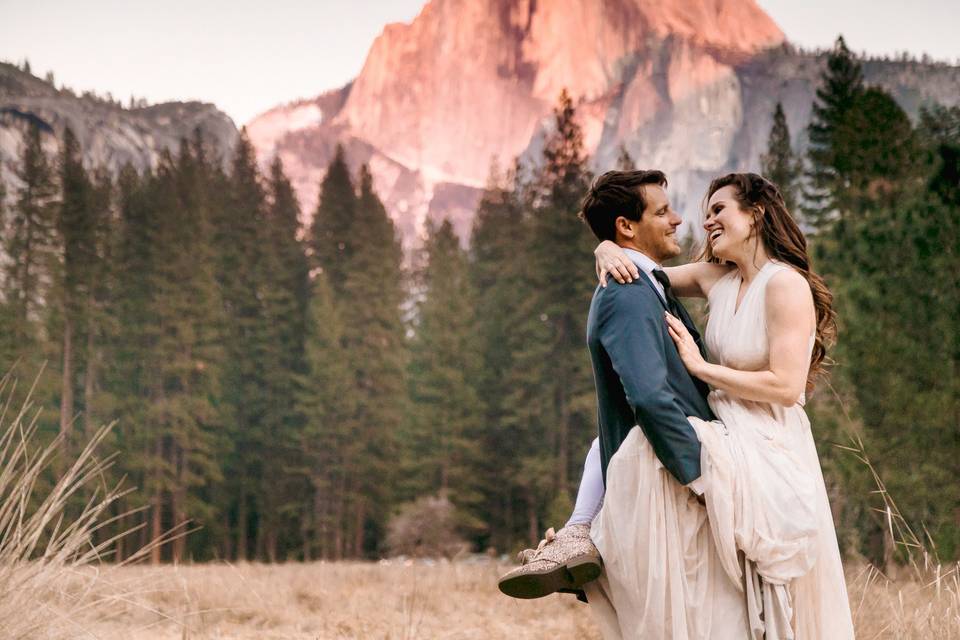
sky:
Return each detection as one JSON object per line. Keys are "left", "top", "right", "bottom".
{"left": 0, "top": 0, "right": 957, "bottom": 126}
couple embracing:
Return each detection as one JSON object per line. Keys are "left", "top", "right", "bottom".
{"left": 498, "top": 170, "right": 856, "bottom": 639}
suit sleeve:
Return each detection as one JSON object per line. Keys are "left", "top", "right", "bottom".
{"left": 597, "top": 284, "right": 702, "bottom": 485}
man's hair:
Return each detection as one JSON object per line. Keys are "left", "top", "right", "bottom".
{"left": 579, "top": 170, "right": 668, "bottom": 241}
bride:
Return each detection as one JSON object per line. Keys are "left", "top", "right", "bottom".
{"left": 586, "top": 172, "right": 855, "bottom": 639}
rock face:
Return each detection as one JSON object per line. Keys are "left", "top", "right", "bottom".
{"left": 0, "top": 61, "right": 238, "bottom": 197}
{"left": 248, "top": 0, "right": 960, "bottom": 249}
{"left": 4, "top": 0, "right": 959, "bottom": 251}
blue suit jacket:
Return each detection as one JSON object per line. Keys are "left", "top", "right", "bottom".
{"left": 586, "top": 271, "right": 714, "bottom": 486}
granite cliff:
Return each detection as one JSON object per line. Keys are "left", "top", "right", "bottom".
{"left": 0, "top": 61, "right": 238, "bottom": 199}
{"left": 247, "top": 0, "right": 960, "bottom": 248}
{"left": 4, "top": 0, "right": 959, "bottom": 251}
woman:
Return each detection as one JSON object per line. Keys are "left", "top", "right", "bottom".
{"left": 591, "top": 173, "right": 854, "bottom": 639}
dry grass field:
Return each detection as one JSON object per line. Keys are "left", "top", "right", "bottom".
{"left": 58, "top": 559, "right": 598, "bottom": 640}
{"left": 48, "top": 558, "right": 958, "bottom": 639}
{"left": 3, "top": 378, "right": 954, "bottom": 639}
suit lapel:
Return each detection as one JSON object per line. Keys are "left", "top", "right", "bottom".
{"left": 637, "top": 269, "right": 708, "bottom": 360}
{"left": 634, "top": 268, "right": 711, "bottom": 399}
{"left": 637, "top": 271, "right": 668, "bottom": 311}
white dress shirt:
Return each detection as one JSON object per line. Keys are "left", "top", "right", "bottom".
{"left": 623, "top": 248, "right": 667, "bottom": 303}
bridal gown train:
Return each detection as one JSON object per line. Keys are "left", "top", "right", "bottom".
{"left": 584, "top": 260, "right": 855, "bottom": 639}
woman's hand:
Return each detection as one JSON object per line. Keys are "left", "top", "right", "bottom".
{"left": 665, "top": 312, "right": 706, "bottom": 376}
{"left": 595, "top": 240, "right": 639, "bottom": 287}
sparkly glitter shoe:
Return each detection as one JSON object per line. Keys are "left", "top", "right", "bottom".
{"left": 497, "top": 524, "right": 601, "bottom": 599}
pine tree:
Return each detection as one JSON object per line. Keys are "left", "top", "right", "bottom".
{"left": 508, "top": 89, "right": 597, "bottom": 542}
{"left": 0, "top": 178, "right": 14, "bottom": 368}
{"left": 81, "top": 167, "right": 115, "bottom": 440}
{"left": 256, "top": 156, "right": 311, "bottom": 561}
{"left": 266, "top": 156, "right": 311, "bottom": 353}
{"left": 405, "top": 218, "right": 484, "bottom": 533}
{"left": 213, "top": 130, "right": 272, "bottom": 560}
{"left": 469, "top": 161, "right": 532, "bottom": 549}
{"left": 805, "top": 35, "right": 864, "bottom": 228}
{"left": 102, "top": 163, "right": 155, "bottom": 560}
{"left": 761, "top": 103, "right": 802, "bottom": 213}
{"left": 54, "top": 126, "right": 96, "bottom": 451}
{"left": 310, "top": 144, "right": 356, "bottom": 292}
{"left": 840, "top": 88, "right": 920, "bottom": 208}
{"left": 810, "top": 98, "right": 960, "bottom": 563}
{"left": 338, "top": 164, "right": 407, "bottom": 556}
{"left": 296, "top": 273, "right": 355, "bottom": 559}
{"left": 125, "top": 144, "right": 226, "bottom": 563}
{"left": 4, "top": 122, "right": 58, "bottom": 364}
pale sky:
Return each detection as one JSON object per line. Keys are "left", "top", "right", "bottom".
{"left": 1, "top": 0, "right": 957, "bottom": 126}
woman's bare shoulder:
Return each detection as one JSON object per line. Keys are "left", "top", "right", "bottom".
{"left": 765, "top": 267, "right": 815, "bottom": 324}
{"left": 767, "top": 265, "right": 810, "bottom": 297}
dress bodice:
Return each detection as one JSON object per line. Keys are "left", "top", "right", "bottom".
{"left": 704, "top": 260, "right": 814, "bottom": 405}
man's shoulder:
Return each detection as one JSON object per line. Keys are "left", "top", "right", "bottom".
{"left": 594, "top": 278, "right": 661, "bottom": 314}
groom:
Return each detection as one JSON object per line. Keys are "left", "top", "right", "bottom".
{"left": 498, "top": 169, "right": 713, "bottom": 599}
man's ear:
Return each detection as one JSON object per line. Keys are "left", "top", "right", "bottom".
{"left": 615, "top": 216, "right": 636, "bottom": 238}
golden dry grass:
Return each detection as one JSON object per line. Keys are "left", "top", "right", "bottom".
{"left": 52, "top": 558, "right": 959, "bottom": 639}
{"left": 5, "top": 368, "right": 955, "bottom": 639}
{"left": 61, "top": 559, "right": 600, "bottom": 640}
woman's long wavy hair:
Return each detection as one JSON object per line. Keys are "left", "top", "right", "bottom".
{"left": 699, "top": 173, "right": 837, "bottom": 393}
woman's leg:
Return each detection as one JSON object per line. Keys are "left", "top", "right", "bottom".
{"left": 566, "top": 437, "right": 605, "bottom": 527}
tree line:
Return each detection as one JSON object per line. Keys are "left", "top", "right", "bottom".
{"left": 762, "top": 36, "right": 959, "bottom": 565}
{"left": 1, "top": 36, "right": 957, "bottom": 564}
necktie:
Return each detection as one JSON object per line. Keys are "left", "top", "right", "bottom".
{"left": 651, "top": 268, "right": 681, "bottom": 314}
{"left": 652, "top": 268, "right": 708, "bottom": 361}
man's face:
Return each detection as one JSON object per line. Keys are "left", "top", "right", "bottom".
{"left": 625, "top": 184, "right": 682, "bottom": 262}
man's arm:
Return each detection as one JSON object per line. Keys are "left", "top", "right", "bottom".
{"left": 597, "top": 284, "right": 702, "bottom": 486}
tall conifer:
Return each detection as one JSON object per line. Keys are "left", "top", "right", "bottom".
{"left": 310, "top": 144, "right": 356, "bottom": 291}
{"left": 339, "top": 165, "right": 407, "bottom": 556}
{"left": 5, "top": 123, "right": 58, "bottom": 361}
{"left": 406, "top": 219, "right": 484, "bottom": 532}
{"left": 296, "top": 273, "right": 354, "bottom": 559}
{"left": 805, "top": 35, "right": 865, "bottom": 228}
{"left": 761, "top": 103, "right": 801, "bottom": 213}
{"left": 215, "top": 130, "right": 272, "bottom": 560}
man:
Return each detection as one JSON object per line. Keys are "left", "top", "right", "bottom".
{"left": 498, "top": 169, "right": 712, "bottom": 600}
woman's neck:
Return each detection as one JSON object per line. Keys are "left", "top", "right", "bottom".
{"left": 730, "top": 242, "right": 771, "bottom": 285}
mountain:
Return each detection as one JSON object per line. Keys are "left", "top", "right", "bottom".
{"left": 0, "top": 61, "right": 238, "bottom": 192}
{"left": 2, "top": 2, "right": 958, "bottom": 251}
{"left": 247, "top": 0, "right": 960, "bottom": 248}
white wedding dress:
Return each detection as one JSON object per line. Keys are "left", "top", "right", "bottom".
{"left": 584, "top": 260, "right": 855, "bottom": 639}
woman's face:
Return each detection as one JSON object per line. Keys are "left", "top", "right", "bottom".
{"left": 703, "top": 185, "right": 755, "bottom": 261}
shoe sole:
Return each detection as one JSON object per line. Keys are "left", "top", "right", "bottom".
{"left": 498, "top": 554, "right": 602, "bottom": 599}
{"left": 567, "top": 554, "right": 603, "bottom": 586}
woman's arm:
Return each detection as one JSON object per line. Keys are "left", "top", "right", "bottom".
{"left": 594, "top": 240, "right": 731, "bottom": 297}
{"left": 594, "top": 240, "right": 639, "bottom": 286}
{"left": 663, "top": 263, "right": 733, "bottom": 298}
{"left": 665, "top": 269, "right": 815, "bottom": 406}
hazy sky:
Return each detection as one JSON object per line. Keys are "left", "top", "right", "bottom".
{"left": 1, "top": 0, "right": 957, "bottom": 126}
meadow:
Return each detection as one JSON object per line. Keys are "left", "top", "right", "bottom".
{"left": 48, "top": 559, "right": 958, "bottom": 639}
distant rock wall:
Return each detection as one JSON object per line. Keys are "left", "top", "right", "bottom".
{"left": 0, "top": 62, "right": 239, "bottom": 201}
{"left": 248, "top": 1, "right": 960, "bottom": 250}
{"left": 5, "top": 0, "right": 959, "bottom": 254}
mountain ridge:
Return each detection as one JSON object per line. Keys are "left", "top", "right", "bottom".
{"left": 0, "top": 61, "right": 239, "bottom": 197}
{"left": 245, "top": 0, "right": 960, "bottom": 249}
{"left": 3, "top": 2, "right": 959, "bottom": 252}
